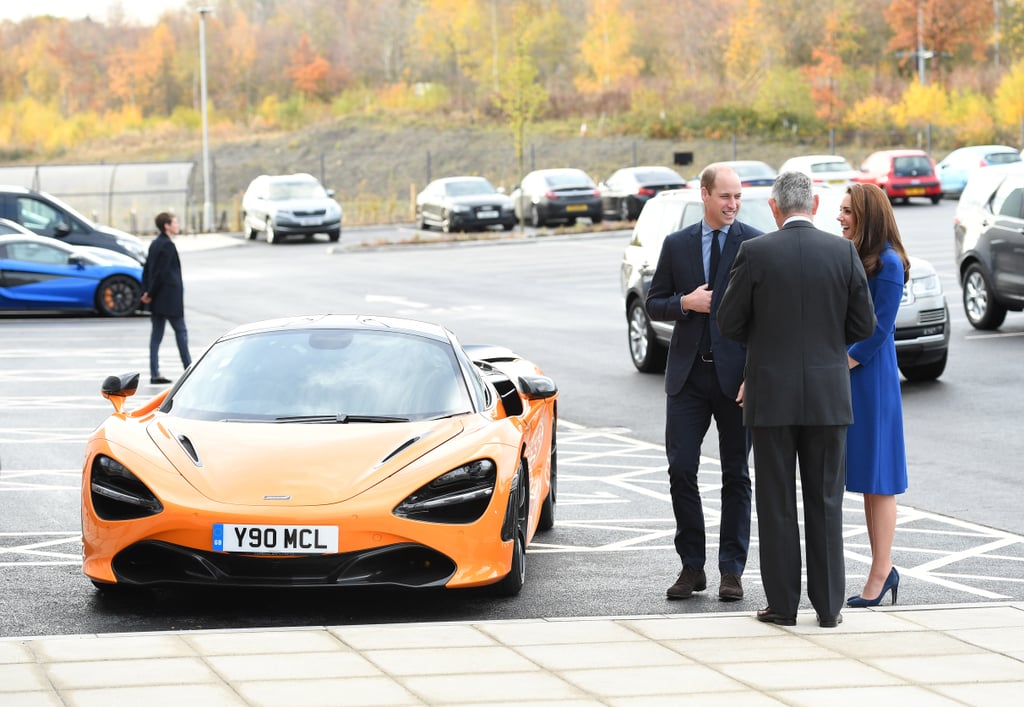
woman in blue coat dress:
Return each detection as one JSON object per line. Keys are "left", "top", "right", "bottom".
{"left": 837, "top": 183, "right": 909, "bottom": 607}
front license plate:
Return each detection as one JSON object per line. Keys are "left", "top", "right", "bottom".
{"left": 298, "top": 217, "right": 323, "bottom": 226}
{"left": 213, "top": 523, "right": 339, "bottom": 554}
{"left": 905, "top": 188, "right": 925, "bottom": 196}
{"left": 565, "top": 204, "right": 588, "bottom": 212}
{"left": 477, "top": 209, "right": 498, "bottom": 219}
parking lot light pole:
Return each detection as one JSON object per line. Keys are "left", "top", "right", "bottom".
{"left": 199, "top": 7, "right": 214, "bottom": 232}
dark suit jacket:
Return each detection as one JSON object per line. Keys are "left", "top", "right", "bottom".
{"left": 646, "top": 221, "right": 763, "bottom": 399}
{"left": 142, "top": 233, "right": 185, "bottom": 318}
{"left": 717, "top": 220, "right": 876, "bottom": 427}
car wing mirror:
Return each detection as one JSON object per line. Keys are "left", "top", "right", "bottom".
{"left": 326, "top": 188, "right": 336, "bottom": 197}
{"left": 518, "top": 375, "right": 557, "bottom": 400}
{"left": 54, "top": 221, "right": 72, "bottom": 237}
{"left": 101, "top": 372, "right": 140, "bottom": 413}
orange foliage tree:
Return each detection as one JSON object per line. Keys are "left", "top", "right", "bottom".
{"left": 884, "top": 0, "right": 994, "bottom": 84}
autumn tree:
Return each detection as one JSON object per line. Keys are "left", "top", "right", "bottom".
{"left": 575, "top": 0, "right": 641, "bottom": 95}
{"left": 884, "top": 0, "right": 994, "bottom": 85}
{"left": 413, "top": 0, "right": 487, "bottom": 110}
{"left": 289, "top": 34, "right": 332, "bottom": 101}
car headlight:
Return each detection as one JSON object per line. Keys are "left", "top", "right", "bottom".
{"left": 911, "top": 274, "right": 942, "bottom": 298}
{"left": 90, "top": 455, "right": 163, "bottom": 520}
{"left": 393, "top": 459, "right": 496, "bottom": 523}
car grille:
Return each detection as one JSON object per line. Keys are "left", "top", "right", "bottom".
{"left": 917, "top": 308, "right": 946, "bottom": 325}
{"left": 293, "top": 209, "right": 328, "bottom": 217}
{"left": 110, "top": 540, "right": 456, "bottom": 588}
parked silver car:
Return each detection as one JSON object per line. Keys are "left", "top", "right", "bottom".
{"left": 621, "top": 186, "right": 949, "bottom": 381}
{"left": 242, "top": 173, "right": 342, "bottom": 244}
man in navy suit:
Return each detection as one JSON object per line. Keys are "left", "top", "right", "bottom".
{"left": 646, "top": 165, "right": 763, "bottom": 601}
{"left": 717, "top": 171, "right": 876, "bottom": 627}
{"left": 141, "top": 212, "right": 191, "bottom": 385}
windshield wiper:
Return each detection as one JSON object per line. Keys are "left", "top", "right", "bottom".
{"left": 273, "top": 414, "right": 410, "bottom": 423}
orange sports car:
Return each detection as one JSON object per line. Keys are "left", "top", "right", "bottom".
{"left": 81, "top": 314, "right": 558, "bottom": 596}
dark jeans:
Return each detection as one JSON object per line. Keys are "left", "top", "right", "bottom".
{"left": 665, "top": 359, "right": 751, "bottom": 576}
{"left": 150, "top": 314, "right": 192, "bottom": 378}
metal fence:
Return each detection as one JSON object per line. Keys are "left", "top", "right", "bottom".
{"left": 0, "top": 162, "right": 196, "bottom": 235}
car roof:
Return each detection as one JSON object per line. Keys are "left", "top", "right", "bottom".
{"left": 220, "top": 314, "right": 452, "bottom": 342}
{"left": 434, "top": 176, "right": 490, "bottom": 184}
{"left": 0, "top": 231, "right": 77, "bottom": 250}
{"left": 783, "top": 155, "right": 851, "bottom": 163}
{"left": 261, "top": 173, "right": 319, "bottom": 182}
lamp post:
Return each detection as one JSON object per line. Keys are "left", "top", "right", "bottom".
{"left": 198, "top": 7, "right": 213, "bottom": 232}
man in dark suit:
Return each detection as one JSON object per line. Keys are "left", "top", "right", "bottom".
{"left": 141, "top": 212, "right": 191, "bottom": 385}
{"left": 646, "top": 165, "right": 763, "bottom": 602}
{"left": 717, "top": 171, "right": 876, "bottom": 628}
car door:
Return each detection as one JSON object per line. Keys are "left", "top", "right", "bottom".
{"left": 987, "top": 177, "right": 1024, "bottom": 301}
{"left": 0, "top": 239, "right": 96, "bottom": 308}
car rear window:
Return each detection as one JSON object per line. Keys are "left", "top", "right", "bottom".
{"left": 811, "top": 161, "right": 853, "bottom": 173}
{"left": 893, "top": 156, "right": 934, "bottom": 177}
{"left": 545, "top": 172, "right": 594, "bottom": 189}
{"left": 986, "top": 151, "right": 1022, "bottom": 165}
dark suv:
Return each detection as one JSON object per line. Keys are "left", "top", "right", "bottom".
{"left": 954, "top": 162, "right": 1024, "bottom": 329}
{"left": 622, "top": 186, "right": 950, "bottom": 381}
{"left": 0, "top": 186, "right": 147, "bottom": 264}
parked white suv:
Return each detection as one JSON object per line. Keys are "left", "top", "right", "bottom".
{"left": 621, "top": 186, "right": 949, "bottom": 381}
{"left": 242, "top": 173, "right": 342, "bottom": 244}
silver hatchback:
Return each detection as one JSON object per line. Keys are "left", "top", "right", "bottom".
{"left": 621, "top": 186, "right": 949, "bottom": 381}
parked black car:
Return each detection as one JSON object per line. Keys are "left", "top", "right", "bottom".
{"left": 954, "top": 162, "right": 1024, "bottom": 329}
{"left": 597, "top": 166, "right": 686, "bottom": 222}
{"left": 0, "top": 186, "right": 147, "bottom": 264}
{"left": 510, "top": 168, "right": 603, "bottom": 227}
{"left": 416, "top": 176, "right": 516, "bottom": 232}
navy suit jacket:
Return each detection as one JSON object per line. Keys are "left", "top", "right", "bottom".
{"left": 142, "top": 233, "right": 185, "bottom": 318}
{"left": 645, "top": 220, "right": 763, "bottom": 398}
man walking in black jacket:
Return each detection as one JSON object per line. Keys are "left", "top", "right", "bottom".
{"left": 141, "top": 212, "right": 191, "bottom": 385}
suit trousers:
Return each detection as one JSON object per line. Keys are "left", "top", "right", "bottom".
{"left": 751, "top": 425, "right": 847, "bottom": 620}
{"left": 665, "top": 359, "right": 751, "bottom": 576}
{"left": 149, "top": 314, "right": 192, "bottom": 378}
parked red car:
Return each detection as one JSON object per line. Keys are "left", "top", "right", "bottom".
{"left": 854, "top": 149, "right": 942, "bottom": 204}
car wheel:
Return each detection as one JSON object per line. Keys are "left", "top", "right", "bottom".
{"left": 243, "top": 214, "right": 258, "bottom": 240}
{"left": 591, "top": 213, "right": 603, "bottom": 225}
{"left": 95, "top": 275, "right": 142, "bottom": 317}
{"left": 530, "top": 204, "right": 543, "bottom": 228}
{"left": 538, "top": 417, "right": 557, "bottom": 531}
{"left": 502, "top": 221, "right": 514, "bottom": 231}
{"left": 441, "top": 210, "right": 452, "bottom": 234}
{"left": 417, "top": 209, "right": 429, "bottom": 231}
{"left": 266, "top": 220, "right": 278, "bottom": 245}
{"left": 491, "top": 464, "right": 527, "bottom": 597}
{"left": 566, "top": 217, "right": 577, "bottom": 226}
{"left": 628, "top": 299, "right": 668, "bottom": 373}
{"left": 619, "top": 200, "right": 631, "bottom": 221}
{"left": 962, "top": 263, "right": 1007, "bottom": 330}
{"left": 900, "top": 350, "right": 947, "bottom": 382}
{"left": 930, "top": 195, "right": 941, "bottom": 204}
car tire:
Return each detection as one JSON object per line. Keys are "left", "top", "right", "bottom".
{"left": 417, "top": 209, "right": 429, "bottom": 231}
{"left": 502, "top": 221, "right": 514, "bottom": 231}
{"left": 530, "top": 204, "right": 543, "bottom": 228}
{"left": 628, "top": 299, "right": 668, "bottom": 373}
{"left": 266, "top": 220, "right": 278, "bottom": 245}
{"left": 491, "top": 464, "right": 527, "bottom": 597}
{"left": 619, "top": 200, "right": 631, "bottom": 221}
{"left": 591, "top": 213, "right": 603, "bottom": 225}
{"left": 900, "top": 350, "right": 947, "bottom": 382}
{"left": 930, "top": 195, "right": 941, "bottom": 204}
{"left": 441, "top": 210, "right": 452, "bottom": 234}
{"left": 95, "top": 275, "right": 142, "bottom": 317}
{"left": 538, "top": 418, "right": 557, "bottom": 532}
{"left": 327, "top": 229, "right": 340, "bottom": 242}
{"left": 243, "top": 214, "right": 258, "bottom": 240}
{"left": 962, "top": 263, "right": 1007, "bottom": 330}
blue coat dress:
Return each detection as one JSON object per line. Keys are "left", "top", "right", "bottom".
{"left": 846, "top": 245, "right": 908, "bottom": 495}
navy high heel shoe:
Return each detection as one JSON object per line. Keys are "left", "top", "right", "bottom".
{"left": 847, "top": 567, "right": 899, "bottom": 608}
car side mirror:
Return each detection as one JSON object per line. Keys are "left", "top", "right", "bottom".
{"left": 54, "top": 221, "right": 72, "bottom": 237}
{"left": 326, "top": 188, "right": 336, "bottom": 197}
{"left": 496, "top": 187, "right": 506, "bottom": 194}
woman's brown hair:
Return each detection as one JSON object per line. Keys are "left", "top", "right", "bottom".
{"left": 845, "top": 183, "right": 910, "bottom": 284}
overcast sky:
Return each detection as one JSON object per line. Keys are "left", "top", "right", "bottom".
{"left": 0, "top": 0, "right": 187, "bottom": 25}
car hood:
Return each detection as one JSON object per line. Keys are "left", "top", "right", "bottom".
{"left": 95, "top": 223, "right": 143, "bottom": 245}
{"left": 146, "top": 416, "right": 465, "bottom": 506}
{"left": 266, "top": 198, "right": 339, "bottom": 213}
{"left": 446, "top": 194, "right": 512, "bottom": 207}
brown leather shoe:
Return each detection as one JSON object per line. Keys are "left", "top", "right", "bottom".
{"left": 756, "top": 607, "right": 796, "bottom": 626}
{"left": 666, "top": 567, "right": 707, "bottom": 600}
{"left": 718, "top": 573, "right": 744, "bottom": 601}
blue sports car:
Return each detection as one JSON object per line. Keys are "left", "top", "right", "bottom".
{"left": 0, "top": 221, "right": 143, "bottom": 317}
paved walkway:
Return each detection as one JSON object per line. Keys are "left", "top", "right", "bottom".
{"left": 3, "top": 602, "right": 1023, "bottom": 705}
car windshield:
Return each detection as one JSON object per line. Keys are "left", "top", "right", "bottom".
{"left": 893, "top": 156, "right": 933, "bottom": 177}
{"left": 268, "top": 181, "right": 327, "bottom": 200}
{"left": 634, "top": 169, "right": 682, "bottom": 184}
{"left": 166, "top": 329, "right": 474, "bottom": 422}
{"left": 445, "top": 179, "right": 495, "bottom": 196}
{"left": 810, "top": 161, "right": 853, "bottom": 173}
{"left": 986, "top": 151, "right": 1021, "bottom": 165}
{"left": 545, "top": 172, "right": 594, "bottom": 189}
